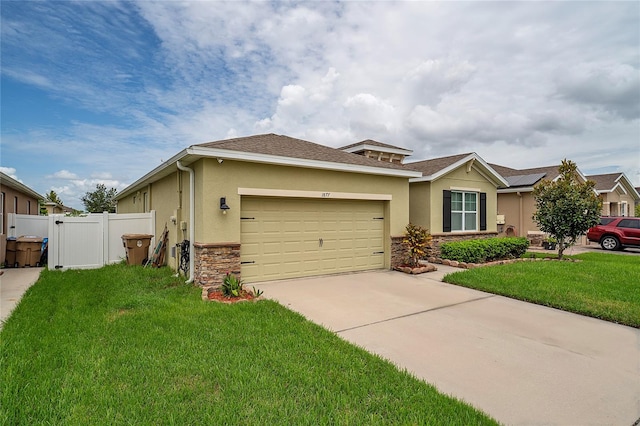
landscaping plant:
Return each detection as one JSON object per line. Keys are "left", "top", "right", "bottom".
{"left": 403, "top": 223, "right": 432, "bottom": 267}
{"left": 221, "top": 272, "right": 244, "bottom": 297}
{"left": 532, "top": 159, "right": 601, "bottom": 259}
{"left": 440, "top": 237, "right": 529, "bottom": 263}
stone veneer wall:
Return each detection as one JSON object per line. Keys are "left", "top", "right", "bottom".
{"left": 390, "top": 236, "right": 405, "bottom": 268}
{"left": 427, "top": 232, "right": 499, "bottom": 257}
{"left": 193, "top": 242, "right": 241, "bottom": 287}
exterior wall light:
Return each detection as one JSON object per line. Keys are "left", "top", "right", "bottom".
{"left": 220, "top": 197, "right": 230, "bottom": 214}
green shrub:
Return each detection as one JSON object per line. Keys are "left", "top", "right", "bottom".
{"left": 440, "top": 237, "right": 529, "bottom": 263}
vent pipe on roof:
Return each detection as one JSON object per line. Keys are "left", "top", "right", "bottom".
{"left": 176, "top": 160, "right": 194, "bottom": 284}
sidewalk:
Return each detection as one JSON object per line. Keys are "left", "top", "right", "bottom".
{"left": 0, "top": 267, "right": 43, "bottom": 327}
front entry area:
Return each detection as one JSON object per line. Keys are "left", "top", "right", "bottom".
{"left": 240, "top": 197, "right": 385, "bottom": 282}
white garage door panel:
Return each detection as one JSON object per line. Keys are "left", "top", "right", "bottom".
{"left": 240, "top": 197, "right": 385, "bottom": 282}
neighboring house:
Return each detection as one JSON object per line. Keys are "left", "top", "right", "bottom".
{"left": 1, "top": 171, "right": 44, "bottom": 265}
{"left": 586, "top": 173, "right": 639, "bottom": 217}
{"left": 490, "top": 163, "right": 589, "bottom": 244}
{"left": 406, "top": 153, "right": 508, "bottom": 247}
{"left": 42, "top": 201, "right": 76, "bottom": 215}
{"left": 116, "top": 134, "right": 421, "bottom": 286}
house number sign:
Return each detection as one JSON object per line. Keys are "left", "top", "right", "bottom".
{"left": 321, "top": 192, "right": 331, "bottom": 198}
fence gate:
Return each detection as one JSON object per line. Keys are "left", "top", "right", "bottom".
{"left": 49, "top": 215, "right": 104, "bottom": 270}
{"left": 7, "top": 212, "right": 155, "bottom": 270}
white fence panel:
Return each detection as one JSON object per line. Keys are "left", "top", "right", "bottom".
{"left": 9, "top": 212, "right": 155, "bottom": 270}
{"left": 49, "top": 214, "right": 104, "bottom": 270}
{"left": 106, "top": 211, "right": 155, "bottom": 264}
{"left": 7, "top": 213, "right": 48, "bottom": 239}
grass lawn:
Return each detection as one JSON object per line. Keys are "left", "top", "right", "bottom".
{"left": 443, "top": 252, "right": 640, "bottom": 328}
{"left": 1, "top": 264, "right": 496, "bottom": 425}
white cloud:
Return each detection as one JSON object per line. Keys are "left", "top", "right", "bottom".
{"left": 1, "top": 0, "right": 639, "bottom": 193}
{"left": 48, "top": 170, "right": 79, "bottom": 180}
{"left": 0, "top": 167, "right": 19, "bottom": 180}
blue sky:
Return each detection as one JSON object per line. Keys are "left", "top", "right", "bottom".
{"left": 2, "top": 1, "right": 639, "bottom": 210}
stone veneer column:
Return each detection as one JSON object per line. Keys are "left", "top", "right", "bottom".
{"left": 390, "top": 236, "right": 405, "bottom": 268}
{"left": 193, "top": 242, "right": 241, "bottom": 287}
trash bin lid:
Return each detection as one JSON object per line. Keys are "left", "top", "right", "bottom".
{"left": 17, "top": 236, "right": 44, "bottom": 243}
{"left": 121, "top": 234, "right": 153, "bottom": 239}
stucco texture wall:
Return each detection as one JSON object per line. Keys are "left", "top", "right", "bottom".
{"left": 197, "top": 158, "right": 409, "bottom": 244}
{"left": 497, "top": 192, "right": 540, "bottom": 237}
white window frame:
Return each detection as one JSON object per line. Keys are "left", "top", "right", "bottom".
{"left": 621, "top": 202, "right": 627, "bottom": 217}
{"left": 451, "top": 191, "right": 478, "bottom": 231}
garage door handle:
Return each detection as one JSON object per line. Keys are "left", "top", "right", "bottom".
{"left": 319, "top": 238, "right": 323, "bottom": 247}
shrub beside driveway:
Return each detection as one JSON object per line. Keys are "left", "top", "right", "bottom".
{"left": 0, "top": 264, "right": 497, "bottom": 425}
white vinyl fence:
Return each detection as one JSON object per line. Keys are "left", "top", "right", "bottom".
{"left": 7, "top": 211, "right": 155, "bottom": 270}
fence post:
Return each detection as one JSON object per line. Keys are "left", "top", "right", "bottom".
{"left": 103, "top": 211, "right": 110, "bottom": 267}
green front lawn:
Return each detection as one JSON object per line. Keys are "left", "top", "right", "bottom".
{"left": 444, "top": 252, "right": 640, "bottom": 328}
{"left": 1, "top": 264, "right": 496, "bottom": 425}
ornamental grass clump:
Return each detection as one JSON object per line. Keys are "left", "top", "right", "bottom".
{"left": 221, "top": 272, "right": 244, "bottom": 298}
{"left": 403, "top": 223, "right": 432, "bottom": 267}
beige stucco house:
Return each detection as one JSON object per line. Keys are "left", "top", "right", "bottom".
{"left": 490, "top": 163, "right": 591, "bottom": 244}
{"left": 115, "top": 134, "right": 421, "bottom": 285}
{"left": 406, "top": 153, "right": 508, "bottom": 247}
{"left": 586, "top": 173, "right": 639, "bottom": 217}
{"left": 1, "top": 171, "right": 44, "bottom": 265}
{"left": 42, "top": 201, "right": 76, "bottom": 215}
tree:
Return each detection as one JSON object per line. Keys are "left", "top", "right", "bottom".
{"left": 532, "top": 159, "right": 601, "bottom": 259}
{"left": 636, "top": 203, "right": 640, "bottom": 218}
{"left": 46, "top": 190, "right": 63, "bottom": 205}
{"left": 81, "top": 184, "right": 117, "bottom": 213}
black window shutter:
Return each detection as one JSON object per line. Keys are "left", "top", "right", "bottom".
{"left": 480, "top": 192, "right": 487, "bottom": 231}
{"left": 443, "top": 190, "right": 452, "bottom": 232}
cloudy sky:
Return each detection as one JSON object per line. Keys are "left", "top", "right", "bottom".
{"left": 2, "top": 1, "right": 639, "bottom": 210}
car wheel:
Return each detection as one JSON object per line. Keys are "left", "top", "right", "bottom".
{"left": 600, "top": 236, "right": 620, "bottom": 251}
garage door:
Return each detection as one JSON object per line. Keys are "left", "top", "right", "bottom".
{"left": 240, "top": 197, "right": 385, "bottom": 282}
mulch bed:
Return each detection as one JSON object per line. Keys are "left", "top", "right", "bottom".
{"left": 203, "top": 287, "right": 261, "bottom": 304}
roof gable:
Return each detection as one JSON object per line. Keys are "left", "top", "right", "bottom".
{"left": 587, "top": 172, "right": 640, "bottom": 200}
{"left": 407, "top": 153, "right": 508, "bottom": 187}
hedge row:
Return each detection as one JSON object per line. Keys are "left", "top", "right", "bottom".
{"left": 439, "top": 237, "right": 530, "bottom": 264}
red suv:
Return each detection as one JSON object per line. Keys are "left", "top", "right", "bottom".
{"left": 587, "top": 217, "right": 640, "bottom": 251}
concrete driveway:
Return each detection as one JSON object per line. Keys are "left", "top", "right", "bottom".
{"left": 254, "top": 268, "right": 640, "bottom": 425}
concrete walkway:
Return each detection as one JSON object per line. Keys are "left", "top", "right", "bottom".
{"left": 255, "top": 268, "right": 640, "bottom": 426}
{"left": 0, "top": 267, "right": 43, "bottom": 327}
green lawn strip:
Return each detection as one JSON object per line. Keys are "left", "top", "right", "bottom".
{"left": 1, "top": 264, "right": 496, "bottom": 425}
{"left": 443, "top": 252, "right": 640, "bottom": 328}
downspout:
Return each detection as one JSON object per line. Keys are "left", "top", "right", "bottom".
{"left": 517, "top": 191, "right": 523, "bottom": 237}
{"left": 176, "top": 160, "right": 195, "bottom": 283}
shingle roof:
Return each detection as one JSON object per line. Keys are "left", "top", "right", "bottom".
{"left": 0, "top": 172, "right": 44, "bottom": 200}
{"left": 405, "top": 153, "right": 471, "bottom": 176}
{"left": 339, "top": 139, "right": 412, "bottom": 152}
{"left": 195, "top": 133, "right": 409, "bottom": 171}
{"left": 586, "top": 173, "right": 621, "bottom": 191}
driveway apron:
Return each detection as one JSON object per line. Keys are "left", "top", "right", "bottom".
{"left": 255, "top": 269, "right": 640, "bottom": 426}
